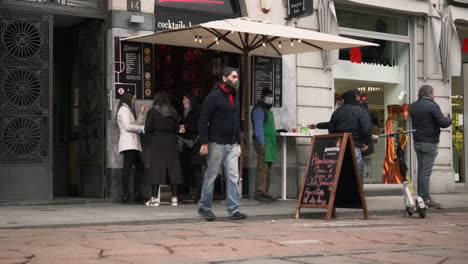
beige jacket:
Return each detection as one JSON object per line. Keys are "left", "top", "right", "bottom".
{"left": 117, "top": 104, "right": 145, "bottom": 153}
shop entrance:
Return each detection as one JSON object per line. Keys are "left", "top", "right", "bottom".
{"left": 153, "top": 45, "right": 241, "bottom": 199}
{"left": 52, "top": 16, "right": 106, "bottom": 199}
{"left": 335, "top": 80, "right": 410, "bottom": 184}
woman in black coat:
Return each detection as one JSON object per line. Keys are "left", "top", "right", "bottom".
{"left": 179, "top": 93, "right": 206, "bottom": 202}
{"left": 144, "top": 92, "right": 183, "bottom": 207}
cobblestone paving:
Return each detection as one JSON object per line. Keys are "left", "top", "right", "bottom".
{"left": 0, "top": 212, "right": 467, "bottom": 264}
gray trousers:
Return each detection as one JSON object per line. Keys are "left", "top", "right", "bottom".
{"left": 414, "top": 142, "right": 438, "bottom": 199}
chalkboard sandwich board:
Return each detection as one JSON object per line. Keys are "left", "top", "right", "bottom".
{"left": 294, "top": 133, "right": 369, "bottom": 220}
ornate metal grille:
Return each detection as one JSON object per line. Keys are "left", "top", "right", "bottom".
{"left": 0, "top": 10, "right": 50, "bottom": 164}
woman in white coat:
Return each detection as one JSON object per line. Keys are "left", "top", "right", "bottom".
{"left": 117, "top": 92, "right": 147, "bottom": 203}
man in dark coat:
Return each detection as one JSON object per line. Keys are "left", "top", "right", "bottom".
{"left": 409, "top": 85, "right": 452, "bottom": 208}
{"left": 197, "top": 67, "right": 247, "bottom": 221}
{"left": 328, "top": 90, "right": 372, "bottom": 184}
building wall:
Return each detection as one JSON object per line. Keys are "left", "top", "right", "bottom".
{"left": 416, "top": 10, "right": 455, "bottom": 193}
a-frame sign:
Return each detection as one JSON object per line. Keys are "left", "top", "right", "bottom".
{"left": 294, "top": 133, "right": 369, "bottom": 220}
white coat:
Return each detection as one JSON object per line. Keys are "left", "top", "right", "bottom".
{"left": 117, "top": 104, "right": 145, "bottom": 153}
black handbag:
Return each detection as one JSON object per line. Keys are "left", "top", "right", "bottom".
{"left": 177, "top": 136, "right": 199, "bottom": 151}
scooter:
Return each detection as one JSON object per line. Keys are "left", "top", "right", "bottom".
{"left": 379, "top": 130, "right": 426, "bottom": 218}
{"left": 403, "top": 181, "right": 426, "bottom": 218}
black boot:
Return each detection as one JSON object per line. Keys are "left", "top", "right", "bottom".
{"left": 122, "top": 193, "right": 129, "bottom": 204}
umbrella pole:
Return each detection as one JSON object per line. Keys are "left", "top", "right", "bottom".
{"left": 239, "top": 51, "right": 249, "bottom": 194}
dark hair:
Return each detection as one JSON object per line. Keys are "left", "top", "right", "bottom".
{"left": 341, "top": 90, "right": 358, "bottom": 105}
{"left": 261, "top": 88, "right": 273, "bottom": 97}
{"left": 117, "top": 92, "right": 136, "bottom": 119}
{"left": 153, "top": 91, "right": 178, "bottom": 120}
{"left": 418, "top": 85, "right": 433, "bottom": 99}
{"left": 221, "top": 67, "right": 237, "bottom": 79}
{"left": 153, "top": 91, "right": 170, "bottom": 106}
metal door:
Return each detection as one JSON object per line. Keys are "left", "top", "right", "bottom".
{"left": 0, "top": 10, "right": 52, "bottom": 200}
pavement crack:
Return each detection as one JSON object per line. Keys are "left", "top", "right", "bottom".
{"left": 18, "top": 253, "right": 35, "bottom": 264}
{"left": 144, "top": 242, "right": 174, "bottom": 254}
{"left": 98, "top": 249, "right": 105, "bottom": 258}
{"left": 437, "top": 257, "right": 449, "bottom": 264}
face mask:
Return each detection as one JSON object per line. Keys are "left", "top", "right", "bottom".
{"left": 183, "top": 103, "right": 190, "bottom": 109}
{"left": 264, "top": 97, "right": 273, "bottom": 105}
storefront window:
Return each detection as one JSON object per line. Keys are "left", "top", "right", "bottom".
{"left": 336, "top": 9, "right": 408, "bottom": 36}
{"left": 452, "top": 76, "right": 464, "bottom": 183}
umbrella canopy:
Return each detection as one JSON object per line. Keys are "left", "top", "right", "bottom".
{"left": 123, "top": 17, "right": 378, "bottom": 57}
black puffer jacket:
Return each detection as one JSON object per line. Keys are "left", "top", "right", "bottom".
{"left": 199, "top": 85, "right": 240, "bottom": 145}
{"left": 328, "top": 103, "right": 372, "bottom": 148}
{"left": 409, "top": 97, "right": 452, "bottom": 143}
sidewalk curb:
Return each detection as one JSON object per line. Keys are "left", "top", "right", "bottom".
{"left": 1, "top": 207, "right": 467, "bottom": 230}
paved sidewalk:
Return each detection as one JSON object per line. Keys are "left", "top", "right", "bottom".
{"left": 0, "top": 193, "right": 467, "bottom": 229}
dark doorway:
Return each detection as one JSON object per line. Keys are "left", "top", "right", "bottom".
{"left": 52, "top": 16, "right": 106, "bottom": 199}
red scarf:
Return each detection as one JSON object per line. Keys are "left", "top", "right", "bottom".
{"left": 219, "top": 84, "right": 234, "bottom": 107}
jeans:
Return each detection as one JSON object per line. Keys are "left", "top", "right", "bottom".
{"left": 354, "top": 148, "right": 365, "bottom": 184}
{"left": 121, "top": 150, "right": 144, "bottom": 197}
{"left": 199, "top": 143, "right": 240, "bottom": 216}
{"left": 414, "top": 142, "right": 438, "bottom": 199}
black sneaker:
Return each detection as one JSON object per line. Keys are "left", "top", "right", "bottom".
{"left": 229, "top": 211, "right": 247, "bottom": 220}
{"left": 198, "top": 209, "right": 216, "bottom": 221}
{"left": 263, "top": 194, "right": 278, "bottom": 201}
{"left": 424, "top": 198, "right": 442, "bottom": 209}
{"left": 254, "top": 194, "right": 273, "bottom": 203}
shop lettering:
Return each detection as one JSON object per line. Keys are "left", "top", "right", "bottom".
{"left": 157, "top": 20, "right": 192, "bottom": 30}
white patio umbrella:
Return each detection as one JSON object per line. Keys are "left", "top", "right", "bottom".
{"left": 123, "top": 17, "right": 377, "bottom": 180}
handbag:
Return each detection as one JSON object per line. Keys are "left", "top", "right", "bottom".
{"left": 177, "top": 135, "right": 199, "bottom": 151}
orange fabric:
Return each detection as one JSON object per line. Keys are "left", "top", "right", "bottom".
{"left": 382, "top": 104, "right": 409, "bottom": 184}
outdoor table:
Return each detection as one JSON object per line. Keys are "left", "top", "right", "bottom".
{"left": 277, "top": 130, "right": 328, "bottom": 200}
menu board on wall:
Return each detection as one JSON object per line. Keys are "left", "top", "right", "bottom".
{"left": 114, "top": 37, "right": 155, "bottom": 99}
{"left": 251, "top": 56, "right": 282, "bottom": 107}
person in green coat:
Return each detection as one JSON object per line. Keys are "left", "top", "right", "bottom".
{"left": 251, "top": 88, "right": 277, "bottom": 203}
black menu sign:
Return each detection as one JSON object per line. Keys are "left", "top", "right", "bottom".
{"left": 115, "top": 37, "right": 154, "bottom": 99}
{"left": 294, "top": 133, "right": 369, "bottom": 220}
{"left": 251, "top": 56, "right": 282, "bottom": 107}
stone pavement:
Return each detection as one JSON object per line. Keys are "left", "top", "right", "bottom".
{"left": 1, "top": 193, "right": 467, "bottom": 229}
{"left": 0, "top": 212, "right": 467, "bottom": 264}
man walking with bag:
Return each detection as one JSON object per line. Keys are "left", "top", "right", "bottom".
{"left": 197, "top": 67, "right": 247, "bottom": 221}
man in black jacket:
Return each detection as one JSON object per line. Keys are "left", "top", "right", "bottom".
{"left": 197, "top": 67, "right": 247, "bottom": 221}
{"left": 328, "top": 90, "right": 372, "bottom": 184}
{"left": 409, "top": 85, "right": 452, "bottom": 208}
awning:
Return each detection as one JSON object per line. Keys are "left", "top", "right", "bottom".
{"left": 335, "top": 0, "right": 434, "bottom": 15}
{"left": 122, "top": 17, "right": 378, "bottom": 58}
{"left": 441, "top": 5, "right": 468, "bottom": 79}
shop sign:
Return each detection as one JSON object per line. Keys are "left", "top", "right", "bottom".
{"left": 463, "top": 38, "right": 468, "bottom": 53}
{"left": 127, "top": 0, "right": 141, "bottom": 12}
{"left": 287, "top": 0, "right": 312, "bottom": 19}
{"left": 251, "top": 56, "right": 282, "bottom": 107}
{"left": 154, "top": 8, "right": 230, "bottom": 32}
{"left": 348, "top": 47, "right": 396, "bottom": 67}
